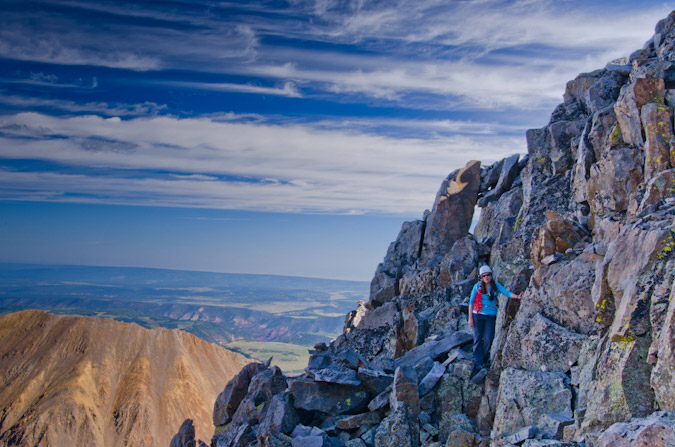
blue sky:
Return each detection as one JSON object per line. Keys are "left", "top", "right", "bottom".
{"left": 0, "top": 0, "right": 671, "bottom": 280}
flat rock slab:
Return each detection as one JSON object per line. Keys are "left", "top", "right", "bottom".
{"left": 290, "top": 378, "right": 370, "bottom": 416}
{"left": 394, "top": 331, "right": 472, "bottom": 370}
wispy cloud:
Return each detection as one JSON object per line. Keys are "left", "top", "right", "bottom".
{"left": 0, "top": 94, "right": 167, "bottom": 117}
{"left": 169, "top": 81, "right": 302, "bottom": 98}
{"left": 0, "top": 112, "right": 524, "bottom": 215}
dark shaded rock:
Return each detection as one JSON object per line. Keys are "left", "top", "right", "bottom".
{"left": 170, "top": 419, "right": 196, "bottom": 447}
{"left": 231, "top": 366, "right": 288, "bottom": 426}
{"left": 477, "top": 154, "right": 521, "bottom": 207}
{"left": 418, "top": 362, "right": 446, "bottom": 396}
{"left": 290, "top": 377, "right": 370, "bottom": 415}
{"left": 357, "top": 368, "right": 393, "bottom": 396}
{"left": 393, "top": 332, "right": 472, "bottom": 370}
{"left": 339, "top": 350, "right": 371, "bottom": 370}
{"left": 258, "top": 392, "right": 300, "bottom": 437}
{"left": 391, "top": 366, "right": 420, "bottom": 419}
{"left": 368, "top": 385, "right": 392, "bottom": 412}
{"left": 309, "top": 365, "right": 361, "bottom": 386}
{"left": 213, "top": 423, "right": 256, "bottom": 447}
{"left": 214, "top": 362, "right": 267, "bottom": 426}
{"left": 421, "top": 160, "right": 481, "bottom": 263}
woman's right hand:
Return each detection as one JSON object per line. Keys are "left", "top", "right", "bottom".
{"left": 468, "top": 316, "right": 474, "bottom": 328}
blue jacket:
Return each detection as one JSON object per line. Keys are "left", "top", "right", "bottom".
{"left": 469, "top": 281, "right": 512, "bottom": 316}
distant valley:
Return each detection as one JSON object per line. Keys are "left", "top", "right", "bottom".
{"left": 0, "top": 264, "right": 369, "bottom": 374}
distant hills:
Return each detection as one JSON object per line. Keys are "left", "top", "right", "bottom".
{"left": 0, "top": 310, "right": 250, "bottom": 446}
{"left": 0, "top": 263, "right": 369, "bottom": 349}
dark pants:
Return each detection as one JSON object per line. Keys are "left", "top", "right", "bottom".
{"left": 472, "top": 313, "right": 496, "bottom": 370}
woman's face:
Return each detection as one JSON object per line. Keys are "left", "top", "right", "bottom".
{"left": 481, "top": 272, "right": 492, "bottom": 284}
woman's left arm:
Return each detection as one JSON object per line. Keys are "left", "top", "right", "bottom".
{"left": 497, "top": 282, "right": 522, "bottom": 299}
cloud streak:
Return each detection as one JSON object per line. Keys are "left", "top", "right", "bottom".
{"left": 0, "top": 112, "right": 524, "bottom": 215}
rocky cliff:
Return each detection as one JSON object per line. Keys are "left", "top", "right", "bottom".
{"left": 0, "top": 310, "right": 250, "bottom": 447}
{"left": 200, "top": 12, "right": 675, "bottom": 447}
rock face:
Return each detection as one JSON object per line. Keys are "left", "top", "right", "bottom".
{"left": 0, "top": 310, "right": 249, "bottom": 447}
{"left": 206, "top": 11, "right": 675, "bottom": 447}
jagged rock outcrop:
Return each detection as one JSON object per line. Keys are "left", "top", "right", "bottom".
{"left": 206, "top": 11, "right": 675, "bottom": 447}
{"left": 0, "top": 310, "right": 249, "bottom": 447}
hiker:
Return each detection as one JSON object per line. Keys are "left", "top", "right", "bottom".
{"left": 468, "top": 265, "right": 521, "bottom": 383}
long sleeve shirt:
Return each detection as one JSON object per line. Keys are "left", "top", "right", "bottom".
{"left": 469, "top": 282, "right": 512, "bottom": 316}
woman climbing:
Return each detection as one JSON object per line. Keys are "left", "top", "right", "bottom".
{"left": 468, "top": 265, "right": 522, "bottom": 384}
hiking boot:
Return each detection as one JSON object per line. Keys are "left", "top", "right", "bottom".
{"left": 470, "top": 367, "right": 488, "bottom": 384}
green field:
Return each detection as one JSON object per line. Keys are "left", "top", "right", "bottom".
{"left": 225, "top": 341, "right": 312, "bottom": 376}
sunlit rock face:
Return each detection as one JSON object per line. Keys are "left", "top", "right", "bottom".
{"left": 0, "top": 310, "right": 249, "bottom": 447}
{"left": 206, "top": 11, "right": 675, "bottom": 447}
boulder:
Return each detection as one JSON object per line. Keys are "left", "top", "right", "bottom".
{"left": 170, "top": 419, "right": 196, "bottom": 447}
{"left": 629, "top": 169, "right": 675, "bottom": 217}
{"left": 614, "top": 78, "right": 665, "bottom": 146}
{"left": 258, "top": 392, "right": 300, "bottom": 437}
{"left": 213, "top": 423, "right": 256, "bottom": 447}
{"left": 530, "top": 211, "right": 587, "bottom": 270}
{"left": 391, "top": 366, "right": 420, "bottom": 419}
{"left": 374, "top": 402, "right": 417, "bottom": 447}
{"left": 444, "top": 429, "right": 476, "bottom": 447}
{"left": 421, "top": 161, "right": 481, "bottom": 263}
{"left": 477, "top": 154, "right": 521, "bottom": 207}
{"left": 596, "top": 411, "right": 675, "bottom": 447}
{"left": 230, "top": 366, "right": 288, "bottom": 426}
{"left": 214, "top": 362, "right": 267, "bottom": 426}
{"left": 335, "top": 412, "right": 382, "bottom": 431}
{"left": 587, "top": 146, "right": 644, "bottom": 214}
{"left": 393, "top": 332, "right": 472, "bottom": 370}
{"left": 358, "top": 368, "right": 394, "bottom": 396}
{"left": 651, "top": 268, "right": 675, "bottom": 411}
{"left": 501, "top": 313, "right": 587, "bottom": 373}
{"left": 370, "top": 220, "right": 426, "bottom": 307}
{"left": 437, "top": 413, "right": 474, "bottom": 445}
{"left": 439, "top": 236, "right": 478, "bottom": 287}
{"left": 308, "top": 365, "right": 361, "bottom": 386}
{"left": 418, "top": 362, "right": 446, "bottom": 396}
{"left": 491, "top": 368, "right": 573, "bottom": 441}
{"left": 290, "top": 377, "right": 370, "bottom": 415}
{"left": 641, "top": 103, "right": 674, "bottom": 181}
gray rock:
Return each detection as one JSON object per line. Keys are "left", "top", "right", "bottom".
{"left": 504, "top": 426, "right": 538, "bottom": 445}
{"left": 614, "top": 78, "right": 665, "bottom": 146}
{"left": 596, "top": 411, "right": 675, "bottom": 447}
{"left": 290, "top": 377, "right": 370, "bottom": 415}
{"left": 358, "top": 368, "right": 394, "bottom": 396}
{"left": 309, "top": 365, "right": 361, "bottom": 386}
{"left": 502, "top": 313, "right": 587, "bottom": 373}
{"left": 258, "top": 392, "right": 300, "bottom": 437}
{"left": 335, "top": 412, "right": 382, "bottom": 431}
{"left": 394, "top": 331, "right": 472, "bottom": 370}
{"left": 418, "top": 362, "right": 446, "bottom": 396}
{"left": 478, "top": 154, "right": 521, "bottom": 207}
{"left": 491, "top": 368, "right": 573, "bottom": 441}
{"left": 391, "top": 366, "right": 420, "bottom": 418}
{"left": 368, "top": 385, "right": 392, "bottom": 412}
{"left": 374, "top": 402, "right": 418, "bottom": 447}
{"left": 641, "top": 102, "right": 674, "bottom": 181}
{"left": 170, "top": 419, "right": 196, "bottom": 447}
{"left": 214, "top": 362, "right": 267, "bottom": 426}
{"left": 421, "top": 160, "right": 481, "bottom": 263}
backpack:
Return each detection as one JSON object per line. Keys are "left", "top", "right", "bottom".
{"left": 473, "top": 284, "right": 498, "bottom": 313}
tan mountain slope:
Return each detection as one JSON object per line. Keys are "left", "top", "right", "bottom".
{"left": 0, "top": 310, "right": 250, "bottom": 447}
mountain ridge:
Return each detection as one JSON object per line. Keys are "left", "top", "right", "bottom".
{"left": 0, "top": 309, "right": 250, "bottom": 447}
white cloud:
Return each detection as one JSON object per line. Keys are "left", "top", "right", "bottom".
{"left": 169, "top": 81, "right": 302, "bottom": 98}
{"left": 0, "top": 94, "right": 167, "bottom": 116}
{"left": 0, "top": 112, "right": 525, "bottom": 215}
